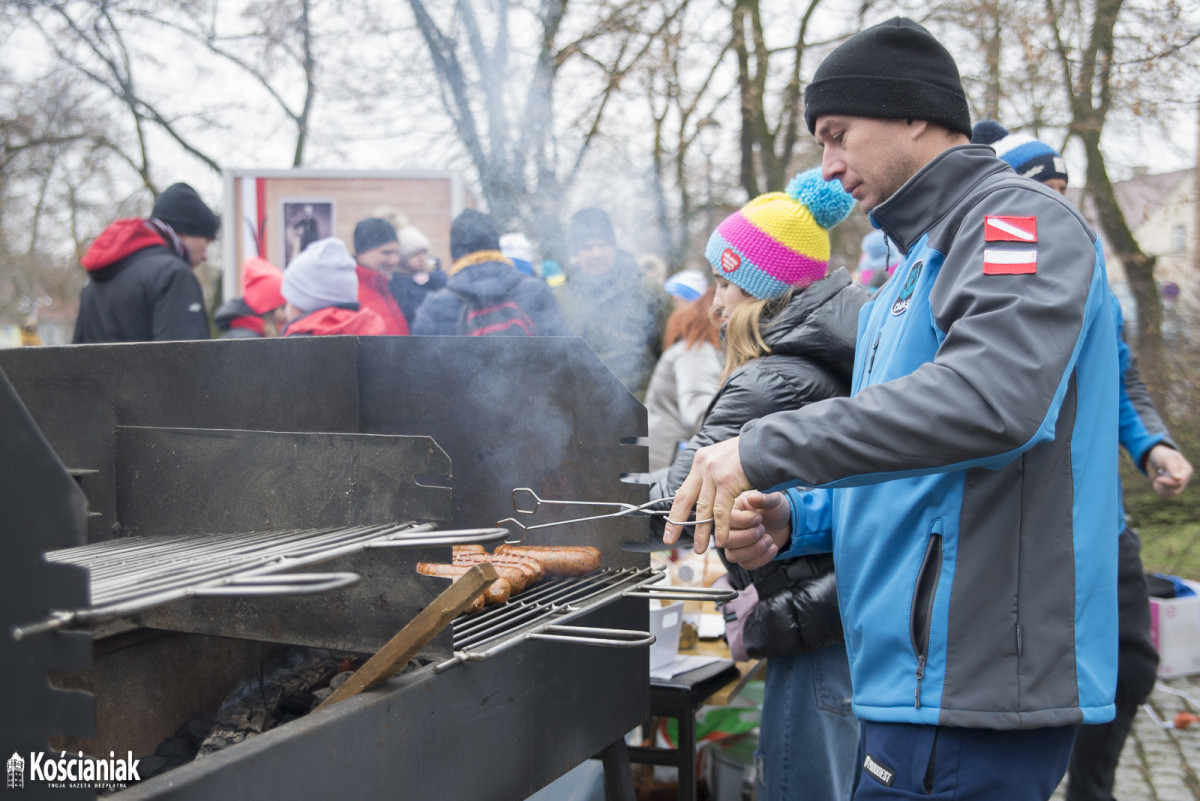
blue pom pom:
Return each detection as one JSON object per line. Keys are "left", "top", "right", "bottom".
{"left": 971, "top": 120, "right": 1009, "bottom": 146}
{"left": 786, "top": 168, "right": 855, "bottom": 230}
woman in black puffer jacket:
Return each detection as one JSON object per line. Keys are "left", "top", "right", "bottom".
{"left": 648, "top": 169, "right": 868, "bottom": 801}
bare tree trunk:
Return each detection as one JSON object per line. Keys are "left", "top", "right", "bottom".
{"left": 1047, "top": 0, "right": 1168, "bottom": 410}
{"left": 1080, "top": 130, "right": 1166, "bottom": 409}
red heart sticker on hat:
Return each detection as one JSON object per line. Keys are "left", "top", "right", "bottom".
{"left": 721, "top": 249, "right": 741, "bottom": 273}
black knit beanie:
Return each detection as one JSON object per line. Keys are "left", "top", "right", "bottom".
{"left": 450, "top": 209, "right": 500, "bottom": 261}
{"left": 353, "top": 217, "right": 399, "bottom": 256}
{"left": 804, "top": 17, "right": 971, "bottom": 138}
{"left": 568, "top": 207, "right": 616, "bottom": 253}
{"left": 151, "top": 183, "right": 220, "bottom": 238}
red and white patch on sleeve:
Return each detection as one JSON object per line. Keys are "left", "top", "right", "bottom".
{"left": 983, "top": 248, "right": 1037, "bottom": 275}
{"left": 983, "top": 215, "right": 1038, "bottom": 275}
{"left": 985, "top": 215, "right": 1037, "bottom": 242}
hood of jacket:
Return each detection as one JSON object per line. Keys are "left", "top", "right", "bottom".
{"left": 81, "top": 219, "right": 170, "bottom": 274}
{"left": 445, "top": 256, "right": 524, "bottom": 301}
{"left": 284, "top": 305, "right": 386, "bottom": 337}
{"left": 755, "top": 268, "right": 868, "bottom": 385}
{"left": 214, "top": 296, "right": 264, "bottom": 336}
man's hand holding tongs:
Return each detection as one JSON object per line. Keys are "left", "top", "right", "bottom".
{"left": 665, "top": 436, "right": 752, "bottom": 555}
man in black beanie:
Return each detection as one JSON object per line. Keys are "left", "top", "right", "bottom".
{"left": 553, "top": 206, "right": 668, "bottom": 398}
{"left": 73, "top": 182, "right": 218, "bottom": 343}
{"left": 666, "top": 17, "right": 1120, "bottom": 800}
{"left": 351, "top": 216, "right": 409, "bottom": 335}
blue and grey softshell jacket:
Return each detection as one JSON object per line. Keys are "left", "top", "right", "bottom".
{"left": 738, "top": 145, "right": 1120, "bottom": 729}
{"left": 1112, "top": 293, "right": 1174, "bottom": 524}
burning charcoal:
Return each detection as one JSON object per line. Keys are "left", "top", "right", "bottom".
{"left": 198, "top": 647, "right": 348, "bottom": 756}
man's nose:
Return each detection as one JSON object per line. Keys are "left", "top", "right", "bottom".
{"left": 820, "top": 151, "right": 842, "bottom": 183}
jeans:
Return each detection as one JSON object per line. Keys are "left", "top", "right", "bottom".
{"left": 1066, "top": 527, "right": 1159, "bottom": 801}
{"left": 755, "top": 642, "right": 858, "bottom": 801}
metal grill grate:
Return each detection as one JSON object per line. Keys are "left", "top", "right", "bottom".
{"left": 436, "top": 567, "right": 734, "bottom": 671}
{"left": 13, "top": 523, "right": 508, "bottom": 639}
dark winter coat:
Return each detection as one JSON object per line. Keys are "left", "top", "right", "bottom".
{"left": 411, "top": 254, "right": 569, "bottom": 336}
{"left": 390, "top": 268, "right": 448, "bottom": 327}
{"left": 214, "top": 297, "right": 264, "bottom": 338}
{"left": 650, "top": 268, "right": 869, "bottom": 658}
{"left": 73, "top": 218, "right": 210, "bottom": 343}
{"left": 554, "top": 250, "right": 669, "bottom": 397}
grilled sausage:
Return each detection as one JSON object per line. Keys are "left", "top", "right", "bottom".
{"left": 494, "top": 545, "right": 602, "bottom": 576}
{"left": 452, "top": 552, "right": 545, "bottom": 585}
{"left": 416, "top": 562, "right": 513, "bottom": 604}
{"left": 444, "top": 555, "right": 532, "bottom": 592}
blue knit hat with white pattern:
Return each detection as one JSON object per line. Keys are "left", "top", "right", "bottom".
{"left": 972, "top": 120, "right": 1069, "bottom": 185}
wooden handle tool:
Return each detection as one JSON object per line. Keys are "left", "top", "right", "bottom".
{"left": 315, "top": 562, "right": 499, "bottom": 710}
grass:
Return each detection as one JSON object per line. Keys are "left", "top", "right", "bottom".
{"left": 1137, "top": 522, "right": 1200, "bottom": 581}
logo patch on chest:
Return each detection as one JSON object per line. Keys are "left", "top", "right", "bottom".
{"left": 890, "top": 260, "right": 922, "bottom": 316}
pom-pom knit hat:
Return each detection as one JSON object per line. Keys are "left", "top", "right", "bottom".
{"left": 397, "top": 225, "right": 431, "bottom": 258}
{"left": 704, "top": 169, "right": 855, "bottom": 299}
{"left": 971, "top": 120, "right": 1068, "bottom": 185}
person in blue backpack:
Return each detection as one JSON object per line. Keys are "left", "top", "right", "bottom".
{"left": 412, "top": 210, "right": 569, "bottom": 337}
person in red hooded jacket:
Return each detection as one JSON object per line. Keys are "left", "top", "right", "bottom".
{"left": 214, "top": 257, "right": 287, "bottom": 338}
{"left": 73, "top": 182, "right": 219, "bottom": 343}
{"left": 351, "top": 217, "right": 410, "bottom": 335}
{"left": 281, "top": 238, "right": 386, "bottom": 337}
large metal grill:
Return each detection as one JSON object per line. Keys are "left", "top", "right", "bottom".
{"left": 0, "top": 336, "right": 663, "bottom": 801}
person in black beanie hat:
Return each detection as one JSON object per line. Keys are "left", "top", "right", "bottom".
{"left": 449, "top": 209, "right": 500, "bottom": 261}
{"left": 412, "top": 209, "right": 568, "bottom": 337}
{"left": 73, "top": 182, "right": 217, "bottom": 343}
{"left": 350, "top": 216, "right": 409, "bottom": 335}
{"left": 151, "top": 182, "right": 220, "bottom": 268}
{"left": 804, "top": 18, "right": 971, "bottom": 139}
{"left": 667, "top": 15, "right": 1122, "bottom": 801}
{"left": 554, "top": 206, "right": 669, "bottom": 397}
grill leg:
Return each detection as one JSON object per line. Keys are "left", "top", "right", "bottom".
{"left": 599, "top": 738, "right": 636, "bottom": 801}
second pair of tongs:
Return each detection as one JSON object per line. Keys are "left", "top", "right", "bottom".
{"left": 497, "top": 487, "right": 713, "bottom": 539}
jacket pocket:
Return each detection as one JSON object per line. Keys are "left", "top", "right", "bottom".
{"left": 910, "top": 521, "right": 943, "bottom": 709}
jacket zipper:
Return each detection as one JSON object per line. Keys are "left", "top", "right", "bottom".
{"left": 910, "top": 522, "right": 943, "bottom": 708}
{"left": 866, "top": 333, "right": 882, "bottom": 377}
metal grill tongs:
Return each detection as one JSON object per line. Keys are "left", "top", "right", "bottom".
{"left": 497, "top": 488, "right": 713, "bottom": 543}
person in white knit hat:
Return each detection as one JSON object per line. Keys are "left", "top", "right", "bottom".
{"left": 389, "top": 223, "right": 448, "bottom": 327}
{"left": 282, "top": 238, "right": 385, "bottom": 336}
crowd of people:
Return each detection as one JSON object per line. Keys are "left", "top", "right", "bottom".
{"left": 63, "top": 15, "right": 1196, "bottom": 800}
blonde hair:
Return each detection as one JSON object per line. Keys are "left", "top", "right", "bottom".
{"left": 719, "top": 289, "right": 797, "bottom": 384}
